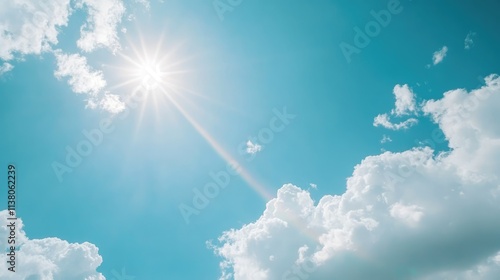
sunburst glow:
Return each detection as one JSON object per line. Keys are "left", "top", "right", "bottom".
{"left": 107, "top": 29, "right": 274, "bottom": 209}
{"left": 138, "top": 61, "right": 162, "bottom": 91}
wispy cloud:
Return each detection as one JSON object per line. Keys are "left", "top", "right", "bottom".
{"left": 381, "top": 134, "right": 392, "bottom": 143}
{"left": 54, "top": 51, "right": 107, "bottom": 95}
{"left": 465, "top": 32, "right": 476, "bottom": 50}
{"left": 373, "top": 113, "right": 418, "bottom": 130}
{"left": 87, "top": 92, "right": 126, "bottom": 114}
{"left": 54, "top": 50, "right": 125, "bottom": 113}
{"left": 0, "top": 62, "right": 13, "bottom": 76}
{"left": 432, "top": 46, "right": 448, "bottom": 66}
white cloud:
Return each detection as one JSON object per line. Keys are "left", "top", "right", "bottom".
{"left": 374, "top": 84, "right": 419, "bottom": 130}
{"left": 0, "top": 1, "right": 127, "bottom": 112}
{"left": 54, "top": 51, "right": 125, "bottom": 113}
{"left": 389, "top": 202, "right": 424, "bottom": 227}
{"left": 54, "top": 51, "right": 106, "bottom": 95}
{"left": 0, "top": 210, "right": 105, "bottom": 279}
{"left": 87, "top": 93, "right": 126, "bottom": 114}
{"left": 0, "top": 62, "right": 13, "bottom": 76}
{"left": 465, "top": 32, "right": 476, "bottom": 50}
{"left": 75, "top": 0, "right": 126, "bottom": 53}
{"left": 392, "top": 84, "right": 417, "bottom": 116}
{"left": 246, "top": 140, "right": 262, "bottom": 155}
{"left": 211, "top": 74, "right": 500, "bottom": 280}
{"left": 432, "top": 46, "right": 448, "bottom": 66}
{"left": 0, "top": 0, "right": 71, "bottom": 60}
{"left": 373, "top": 113, "right": 418, "bottom": 130}
{"left": 309, "top": 183, "right": 317, "bottom": 190}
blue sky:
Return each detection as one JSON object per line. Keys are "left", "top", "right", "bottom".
{"left": 1, "top": 0, "right": 500, "bottom": 279}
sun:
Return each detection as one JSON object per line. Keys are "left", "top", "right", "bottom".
{"left": 137, "top": 60, "right": 163, "bottom": 91}
{"left": 104, "top": 29, "right": 275, "bottom": 208}
{"left": 109, "top": 33, "right": 183, "bottom": 97}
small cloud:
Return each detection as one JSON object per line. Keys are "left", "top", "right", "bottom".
{"left": 246, "top": 140, "right": 262, "bottom": 155}
{"left": 87, "top": 93, "right": 126, "bottom": 114}
{"left": 432, "top": 46, "right": 448, "bottom": 66}
{"left": 374, "top": 114, "right": 418, "bottom": 130}
{"left": 465, "top": 32, "right": 476, "bottom": 50}
{"left": 391, "top": 84, "right": 417, "bottom": 116}
{"left": 381, "top": 134, "right": 392, "bottom": 144}
{"left": 374, "top": 84, "right": 419, "bottom": 130}
{"left": 0, "top": 62, "right": 14, "bottom": 76}
{"left": 309, "top": 183, "right": 317, "bottom": 189}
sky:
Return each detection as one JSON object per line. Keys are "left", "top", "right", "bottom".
{"left": 0, "top": 0, "right": 500, "bottom": 279}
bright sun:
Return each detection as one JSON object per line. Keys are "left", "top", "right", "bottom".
{"left": 112, "top": 35, "right": 181, "bottom": 96}
{"left": 138, "top": 61, "right": 163, "bottom": 91}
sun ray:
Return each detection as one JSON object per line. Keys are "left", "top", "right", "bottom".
{"left": 111, "top": 27, "right": 276, "bottom": 209}
{"left": 160, "top": 87, "right": 274, "bottom": 201}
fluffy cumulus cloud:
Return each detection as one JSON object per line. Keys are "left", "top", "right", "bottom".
{"left": 432, "top": 46, "right": 448, "bottom": 66}
{"left": 374, "top": 85, "right": 419, "bottom": 130}
{"left": 0, "top": 210, "right": 105, "bottom": 279}
{"left": 0, "top": 0, "right": 71, "bottom": 60}
{"left": 75, "top": 0, "right": 126, "bottom": 53}
{"left": 211, "top": 74, "right": 500, "bottom": 280}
